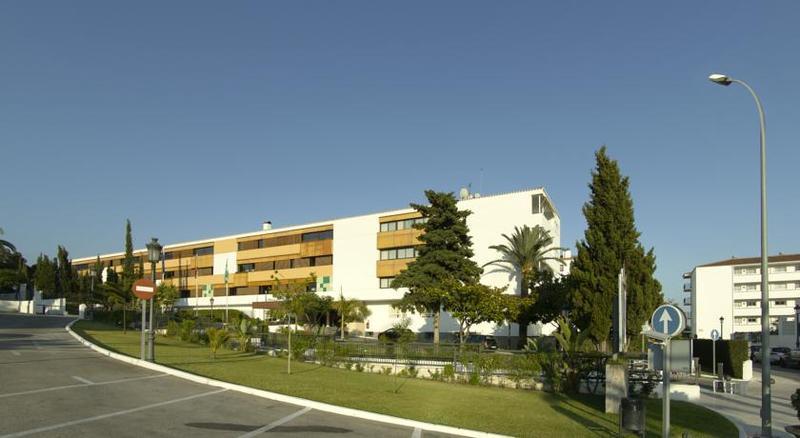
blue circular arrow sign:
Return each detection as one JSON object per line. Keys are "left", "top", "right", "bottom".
{"left": 651, "top": 304, "right": 685, "bottom": 338}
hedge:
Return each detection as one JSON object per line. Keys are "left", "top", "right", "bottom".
{"left": 694, "top": 339, "right": 749, "bottom": 378}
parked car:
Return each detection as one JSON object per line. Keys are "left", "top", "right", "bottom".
{"left": 378, "top": 328, "right": 414, "bottom": 343}
{"left": 750, "top": 345, "right": 761, "bottom": 362}
{"left": 465, "top": 334, "right": 498, "bottom": 350}
{"left": 770, "top": 347, "right": 792, "bottom": 366}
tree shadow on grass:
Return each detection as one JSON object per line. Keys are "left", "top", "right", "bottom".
{"left": 550, "top": 404, "right": 615, "bottom": 437}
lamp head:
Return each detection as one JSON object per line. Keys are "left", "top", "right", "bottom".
{"left": 709, "top": 73, "right": 732, "bottom": 86}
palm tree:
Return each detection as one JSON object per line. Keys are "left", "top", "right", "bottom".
{"left": 207, "top": 327, "right": 230, "bottom": 359}
{"left": 333, "top": 291, "right": 371, "bottom": 340}
{"left": 485, "top": 225, "right": 565, "bottom": 345}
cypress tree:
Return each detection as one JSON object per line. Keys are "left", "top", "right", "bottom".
{"left": 121, "top": 219, "right": 136, "bottom": 309}
{"left": 391, "top": 190, "right": 482, "bottom": 345}
{"left": 570, "top": 147, "right": 662, "bottom": 350}
{"left": 56, "top": 246, "right": 75, "bottom": 300}
{"left": 34, "top": 254, "right": 57, "bottom": 299}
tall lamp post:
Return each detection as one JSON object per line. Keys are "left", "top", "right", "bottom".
{"left": 708, "top": 73, "right": 770, "bottom": 437}
{"left": 146, "top": 238, "right": 162, "bottom": 362}
{"left": 795, "top": 304, "right": 800, "bottom": 349}
{"left": 719, "top": 316, "right": 724, "bottom": 340}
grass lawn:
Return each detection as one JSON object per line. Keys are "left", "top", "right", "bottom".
{"left": 73, "top": 321, "right": 736, "bottom": 437}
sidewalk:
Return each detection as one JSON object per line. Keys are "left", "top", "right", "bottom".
{"left": 694, "top": 372, "right": 797, "bottom": 437}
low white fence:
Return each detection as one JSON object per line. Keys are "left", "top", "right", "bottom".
{"left": 0, "top": 297, "right": 65, "bottom": 315}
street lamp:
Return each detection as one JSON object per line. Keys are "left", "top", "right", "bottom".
{"left": 719, "top": 316, "right": 724, "bottom": 340}
{"left": 795, "top": 304, "right": 800, "bottom": 349}
{"left": 146, "top": 237, "right": 162, "bottom": 362}
{"left": 210, "top": 297, "right": 215, "bottom": 317}
{"left": 708, "top": 72, "right": 771, "bottom": 436}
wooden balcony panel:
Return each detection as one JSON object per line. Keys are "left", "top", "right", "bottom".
{"left": 376, "top": 229, "right": 423, "bottom": 249}
{"left": 238, "top": 244, "right": 301, "bottom": 261}
{"left": 299, "top": 240, "right": 333, "bottom": 257}
{"left": 376, "top": 259, "right": 411, "bottom": 278}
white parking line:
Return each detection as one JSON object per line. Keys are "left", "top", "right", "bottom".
{"left": 0, "top": 388, "right": 227, "bottom": 438}
{"left": 237, "top": 406, "right": 312, "bottom": 438}
{"left": 412, "top": 427, "right": 422, "bottom": 438}
{"left": 71, "top": 376, "right": 94, "bottom": 385}
{"left": 10, "top": 351, "right": 21, "bottom": 356}
{"left": 0, "top": 374, "right": 168, "bottom": 399}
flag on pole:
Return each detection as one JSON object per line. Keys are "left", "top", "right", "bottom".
{"left": 224, "top": 260, "right": 229, "bottom": 284}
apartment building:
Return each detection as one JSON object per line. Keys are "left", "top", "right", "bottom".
{"left": 72, "top": 188, "right": 568, "bottom": 338}
{"left": 684, "top": 253, "right": 800, "bottom": 347}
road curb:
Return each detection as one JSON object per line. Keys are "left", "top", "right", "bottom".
{"left": 65, "top": 320, "right": 507, "bottom": 438}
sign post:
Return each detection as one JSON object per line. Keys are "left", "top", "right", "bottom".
{"left": 710, "top": 329, "right": 720, "bottom": 376}
{"left": 132, "top": 279, "right": 156, "bottom": 361}
{"left": 650, "top": 304, "right": 686, "bottom": 438}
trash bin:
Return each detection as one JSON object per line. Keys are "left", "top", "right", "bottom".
{"left": 717, "top": 362, "right": 725, "bottom": 379}
{"left": 620, "top": 397, "right": 646, "bottom": 437}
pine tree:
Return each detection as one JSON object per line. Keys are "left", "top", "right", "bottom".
{"left": 34, "top": 254, "right": 57, "bottom": 299}
{"left": 56, "top": 246, "right": 75, "bottom": 300}
{"left": 391, "top": 190, "right": 482, "bottom": 345}
{"left": 570, "top": 147, "right": 662, "bottom": 350}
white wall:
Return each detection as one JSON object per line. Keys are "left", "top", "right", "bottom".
{"left": 693, "top": 266, "right": 733, "bottom": 339}
{"left": 213, "top": 252, "right": 237, "bottom": 276}
{"left": 331, "top": 213, "right": 381, "bottom": 298}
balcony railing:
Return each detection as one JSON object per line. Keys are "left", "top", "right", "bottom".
{"left": 683, "top": 283, "right": 692, "bottom": 292}
{"left": 683, "top": 297, "right": 691, "bottom": 306}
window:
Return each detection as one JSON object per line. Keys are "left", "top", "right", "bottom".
{"left": 179, "top": 290, "right": 190, "bottom": 298}
{"left": 264, "top": 234, "right": 302, "bottom": 247}
{"left": 746, "top": 300, "right": 758, "bottom": 307}
{"left": 771, "top": 282, "right": 788, "bottom": 291}
{"left": 238, "top": 263, "right": 255, "bottom": 273}
{"left": 164, "top": 252, "right": 175, "bottom": 260}
{"left": 196, "top": 267, "right": 213, "bottom": 276}
{"left": 774, "top": 300, "right": 787, "bottom": 307}
{"left": 291, "top": 258, "right": 311, "bottom": 269}
{"left": 164, "top": 271, "right": 176, "bottom": 279}
{"left": 229, "top": 287, "right": 238, "bottom": 296}
{"left": 238, "top": 240, "right": 263, "bottom": 251}
{"left": 275, "top": 259, "right": 290, "bottom": 270}
{"left": 256, "top": 261, "right": 275, "bottom": 271}
{"left": 259, "top": 285, "right": 272, "bottom": 295}
{"left": 301, "top": 230, "right": 333, "bottom": 242}
{"left": 735, "top": 266, "right": 758, "bottom": 275}
{"left": 380, "top": 246, "right": 419, "bottom": 260}
{"left": 193, "top": 246, "right": 213, "bottom": 256}
{"left": 380, "top": 218, "right": 426, "bottom": 232}
{"left": 313, "top": 255, "right": 333, "bottom": 266}
{"left": 531, "top": 194, "right": 555, "bottom": 219}
{"left": 771, "top": 265, "right": 788, "bottom": 273}
{"left": 380, "top": 277, "right": 395, "bottom": 289}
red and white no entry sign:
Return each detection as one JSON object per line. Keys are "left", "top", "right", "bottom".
{"left": 132, "top": 278, "right": 156, "bottom": 300}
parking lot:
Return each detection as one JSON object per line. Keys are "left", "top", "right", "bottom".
{"left": 0, "top": 314, "right": 462, "bottom": 438}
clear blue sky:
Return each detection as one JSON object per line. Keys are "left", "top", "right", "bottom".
{"left": 1, "top": 2, "right": 798, "bottom": 302}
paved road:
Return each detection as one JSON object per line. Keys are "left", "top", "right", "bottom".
{"left": 0, "top": 314, "right": 460, "bottom": 438}
{"left": 696, "top": 365, "right": 799, "bottom": 437}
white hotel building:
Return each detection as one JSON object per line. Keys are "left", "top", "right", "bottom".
{"left": 73, "top": 188, "right": 570, "bottom": 339}
{"left": 684, "top": 254, "right": 800, "bottom": 347}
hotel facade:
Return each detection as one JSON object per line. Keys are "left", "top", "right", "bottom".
{"left": 73, "top": 188, "right": 569, "bottom": 339}
{"left": 684, "top": 253, "right": 800, "bottom": 348}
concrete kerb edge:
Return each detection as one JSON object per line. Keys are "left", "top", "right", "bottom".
{"left": 65, "top": 320, "right": 507, "bottom": 438}
{"left": 697, "top": 388, "right": 747, "bottom": 438}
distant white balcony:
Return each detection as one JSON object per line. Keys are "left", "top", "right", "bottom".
{"left": 683, "top": 297, "right": 691, "bottom": 306}
{"left": 683, "top": 283, "right": 692, "bottom": 292}
{"left": 682, "top": 272, "right": 692, "bottom": 279}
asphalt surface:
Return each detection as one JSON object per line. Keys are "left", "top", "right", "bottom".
{"left": 0, "top": 314, "right": 461, "bottom": 438}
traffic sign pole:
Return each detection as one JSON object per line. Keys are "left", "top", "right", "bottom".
{"left": 140, "top": 299, "right": 146, "bottom": 360}
{"left": 648, "top": 304, "right": 685, "bottom": 438}
{"left": 663, "top": 340, "right": 671, "bottom": 438}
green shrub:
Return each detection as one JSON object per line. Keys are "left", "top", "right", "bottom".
{"left": 791, "top": 388, "right": 800, "bottom": 421}
{"left": 166, "top": 320, "right": 179, "bottom": 337}
{"left": 443, "top": 364, "right": 455, "bottom": 381}
{"left": 179, "top": 320, "right": 195, "bottom": 342}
